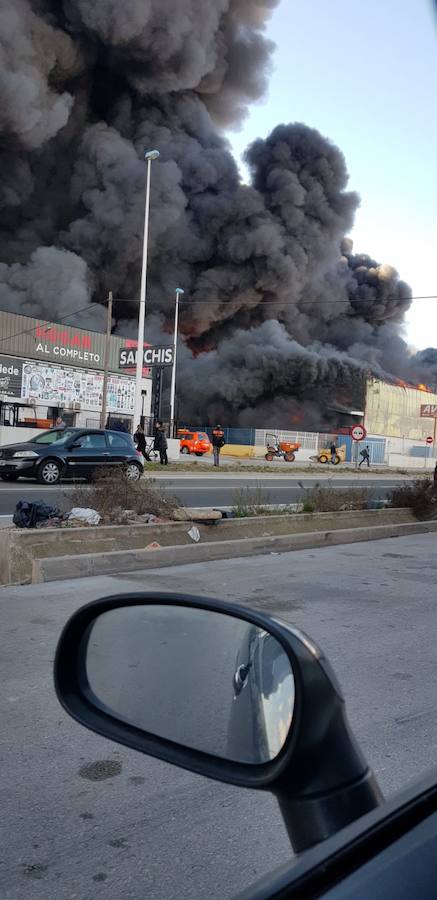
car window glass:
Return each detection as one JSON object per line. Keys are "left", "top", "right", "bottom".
{"left": 107, "top": 433, "right": 131, "bottom": 448}
{"left": 75, "top": 433, "right": 106, "bottom": 449}
{"left": 32, "top": 429, "right": 76, "bottom": 445}
{"left": 198, "top": 433, "right": 208, "bottom": 440}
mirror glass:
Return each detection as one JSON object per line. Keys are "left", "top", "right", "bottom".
{"left": 83, "top": 604, "right": 295, "bottom": 765}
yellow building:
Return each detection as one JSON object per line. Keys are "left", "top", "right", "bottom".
{"left": 365, "top": 379, "right": 437, "bottom": 440}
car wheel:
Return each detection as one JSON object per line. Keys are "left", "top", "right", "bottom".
{"left": 265, "top": 453, "right": 274, "bottom": 461}
{"left": 333, "top": 454, "right": 341, "bottom": 465}
{"left": 0, "top": 473, "right": 19, "bottom": 481}
{"left": 37, "top": 459, "right": 62, "bottom": 485}
{"left": 195, "top": 452, "right": 204, "bottom": 457}
{"left": 284, "top": 452, "right": 295, "bottom": 462}
{"left": 125, "top": 462, "right": 142, "bottom": 481}
{"left": 181, "top": 446, "right": 190, "bottom": 455}
{"left": 319, "top": 455, "right": 328, "bottom": 464}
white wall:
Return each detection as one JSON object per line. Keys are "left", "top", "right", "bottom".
{"left": 384, "top": 434, "right": 436, "bottom": 470}
{"left": 0, "top": 426, "right": 44, "bottom": 446}
{"left": 167, "top": 438, "right": 180, "bottom": 461}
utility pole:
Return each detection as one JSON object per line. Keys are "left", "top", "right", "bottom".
{"left": 100, "top": 291, "right": 113, "bottom": 428}
{"left": 169, "top": 287, "right": 184, "bottom": 437}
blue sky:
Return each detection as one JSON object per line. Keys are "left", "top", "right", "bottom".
{"left": 229, "top": 0, "right": 437, "bottom": 350}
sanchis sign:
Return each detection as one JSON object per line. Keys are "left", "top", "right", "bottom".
{"left": 420, "top": 404, "right": 437, "bottom": 418}
{"left": 119, "top": 346, "right": 174, "bottom": 368}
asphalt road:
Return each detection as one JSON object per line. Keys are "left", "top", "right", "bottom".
{"left": 2, "top": 533, "right": 437, "bottom": 900}
{"left": 0, "top": 474, "right": 408, "bottom": 517}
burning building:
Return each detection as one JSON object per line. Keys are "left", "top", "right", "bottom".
{"left": 1, "top": 0, "right": 436, "bottom": 428}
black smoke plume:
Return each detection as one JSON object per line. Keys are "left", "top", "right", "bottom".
{"left": 0, "top": 0, "right": 433, "bottom": 427}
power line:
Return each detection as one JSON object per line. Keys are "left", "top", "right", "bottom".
{"left": 170, "top": 294, "right": 437, "bottom": 306}
{"left": 0, "top": 303, "right": 100, "bottom": 346}
{"left": 107, "top": 294, "right": 436, "bottom": 307}
{"left": 0, "top": 292, "right": 434, "bottom": 349}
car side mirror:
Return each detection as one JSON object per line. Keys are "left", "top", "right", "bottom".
{"left": 67, "top": 440, "right": 82, "bottom": 449}
{"left": 54, "top": 593, "right": 382, "bottom": 853}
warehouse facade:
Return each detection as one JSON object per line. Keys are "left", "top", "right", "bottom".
{"left": 0, "top": 310, "right": 152, "bottom": 431}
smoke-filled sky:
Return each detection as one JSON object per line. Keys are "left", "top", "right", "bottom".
{"left": 231, "top": 0, "right": 437, "bottom": 353}
{"left": 1, "top": 0, "right": 436, "bottom": 426}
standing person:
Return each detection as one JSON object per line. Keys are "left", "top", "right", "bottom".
{"left": 134, "top": 424, "right": 148, "bottom": 462}
{"left": 330, "top": 440, "right": 337, "bottom": 465}
{"left": 154, "top": 421, "right": 168, "bottom": 466}
{"left": 359, "top": 445, "right": 370, "bottom": 468}
{"left": 55, "top": 415, "right": 65, "bottom": 428}
{"left": 212, "top": 424, "right": 225, "bottom": 467}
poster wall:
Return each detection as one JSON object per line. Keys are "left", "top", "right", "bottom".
{"left": 0, "top": 355, "right": 23, "bottom": 397}
{"left": 20, "top": 361, "right": 136, "bottom": 413}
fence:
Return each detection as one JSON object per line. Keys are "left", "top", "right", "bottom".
{"left": 254, "top": 429, "right": 319, "bottom": 451}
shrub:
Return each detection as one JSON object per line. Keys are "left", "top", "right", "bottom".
{"left": 232, "top": 485, "right": 271, "bottom": 517}
{"left": 298, "top": 481, "right": 368, "bottom": 513}
{"left": 65, "top": 468, "right": 181, "bottom": 523}
{"left": 388, "top": 479, "right": 437, "bottom": 520}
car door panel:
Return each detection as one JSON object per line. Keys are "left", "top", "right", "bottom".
{"left": 106, "top": 432, "right": 135, "bottom": 465}
{"left": 64, "top": 432, "right": 108, "bottom": 477}
{"left": 237, "top": 773, "right": 437, "bottom": 900}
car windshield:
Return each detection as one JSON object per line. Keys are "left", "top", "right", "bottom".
{"left": 31, "top": 429, "right": 76, "bottom": 445}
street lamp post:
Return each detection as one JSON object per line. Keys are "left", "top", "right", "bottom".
{"left": 134, "top": 149, "right": 160, "bottom": 429}
{"left": 169, "top": 287, "right": 184, "bottom": 437}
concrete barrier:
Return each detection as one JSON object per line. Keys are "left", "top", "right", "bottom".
{"left": 0, "top": 506, "right": 419, "bottom": 586}
{"left": 33, "top": 519, "right": 437, "bottom": 583}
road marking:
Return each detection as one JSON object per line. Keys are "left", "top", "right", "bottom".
{"left": 164, "top": 483, "right": 398, "bottom": 491}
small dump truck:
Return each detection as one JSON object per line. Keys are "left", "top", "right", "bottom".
{"left": 265, "top": 434, "right": 301, "bottom": 462}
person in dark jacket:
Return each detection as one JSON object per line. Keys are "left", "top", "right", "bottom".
{"left": 212, "top": 425, "right": 225, "bottom": 467}
{"left": 359, "top": 445, "right": 370, "bottom": 468}
{"left": 134, "top": 425, "right": 148, "bottom": 461}
{"left": 330, "top": 441, "right": 337, "bottom": 465}
{"left": 154, "top": 421, "right": 168, "bottom": 465}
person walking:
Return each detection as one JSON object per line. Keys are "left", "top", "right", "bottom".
{"left": 134, "top": 424, "right": 148, "bottom": 461}
{"left": 212, "top": 424, "right": 225, "bottom": 467}
{"left": 330, "top": 440, "right": 337, "bottom": 465}
{"left": 154, "top": 421, "right": 168, "bottom": 465}
{"left": 359, "top": 445, "right": 370, "bottom": 468}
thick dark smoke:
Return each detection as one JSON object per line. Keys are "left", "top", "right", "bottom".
{"left": 0, "top": 0, "right": 433, "bottom": 427}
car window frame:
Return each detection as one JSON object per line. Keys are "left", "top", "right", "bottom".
{"left": 31, "top": 429, "right": 77, "bottom": 445}
{"left": 107, "top": 432, "right": 133, "bottom": 450}
{"left": 71, "top": 432, "right": 107, "bottom": 450}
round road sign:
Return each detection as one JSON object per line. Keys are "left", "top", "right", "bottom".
{"left": 350, "top": 424, "right": 367, "bottom": 441}
{"left": 426, "top": 436, "right": 433, "bottom": 444}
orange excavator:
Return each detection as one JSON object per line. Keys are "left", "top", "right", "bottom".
{"left": 264, "top": 433, "right": 301, "bottom": 462}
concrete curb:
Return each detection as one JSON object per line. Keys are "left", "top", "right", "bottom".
{"left": 33, "top": 519, "right": 437, "bottom": 583}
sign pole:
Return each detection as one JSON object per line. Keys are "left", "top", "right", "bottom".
{"left": 100, "top": 291, "right": 112, "bottom": 429}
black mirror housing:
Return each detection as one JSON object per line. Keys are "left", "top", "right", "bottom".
{"left": 54, "top": 593, "right": 382, "bottom": 852}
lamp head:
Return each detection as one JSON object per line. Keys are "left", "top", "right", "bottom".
{"left": 144, "top": 149, "right": 160, "bottom": 161}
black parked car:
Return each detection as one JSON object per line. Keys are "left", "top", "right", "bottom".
{"left": 0, "top": 427, "right": 144, "bottom": 485}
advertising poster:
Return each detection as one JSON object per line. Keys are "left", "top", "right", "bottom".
{"left": 21, "top": 362, "right": 135, "bottom": 413}
{"left": 0, "top": 356, "right": 23, "bottom": 397}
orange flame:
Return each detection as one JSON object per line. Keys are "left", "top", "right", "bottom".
{"left": 393, "top": 378, "right": 433, "bottom": 393}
